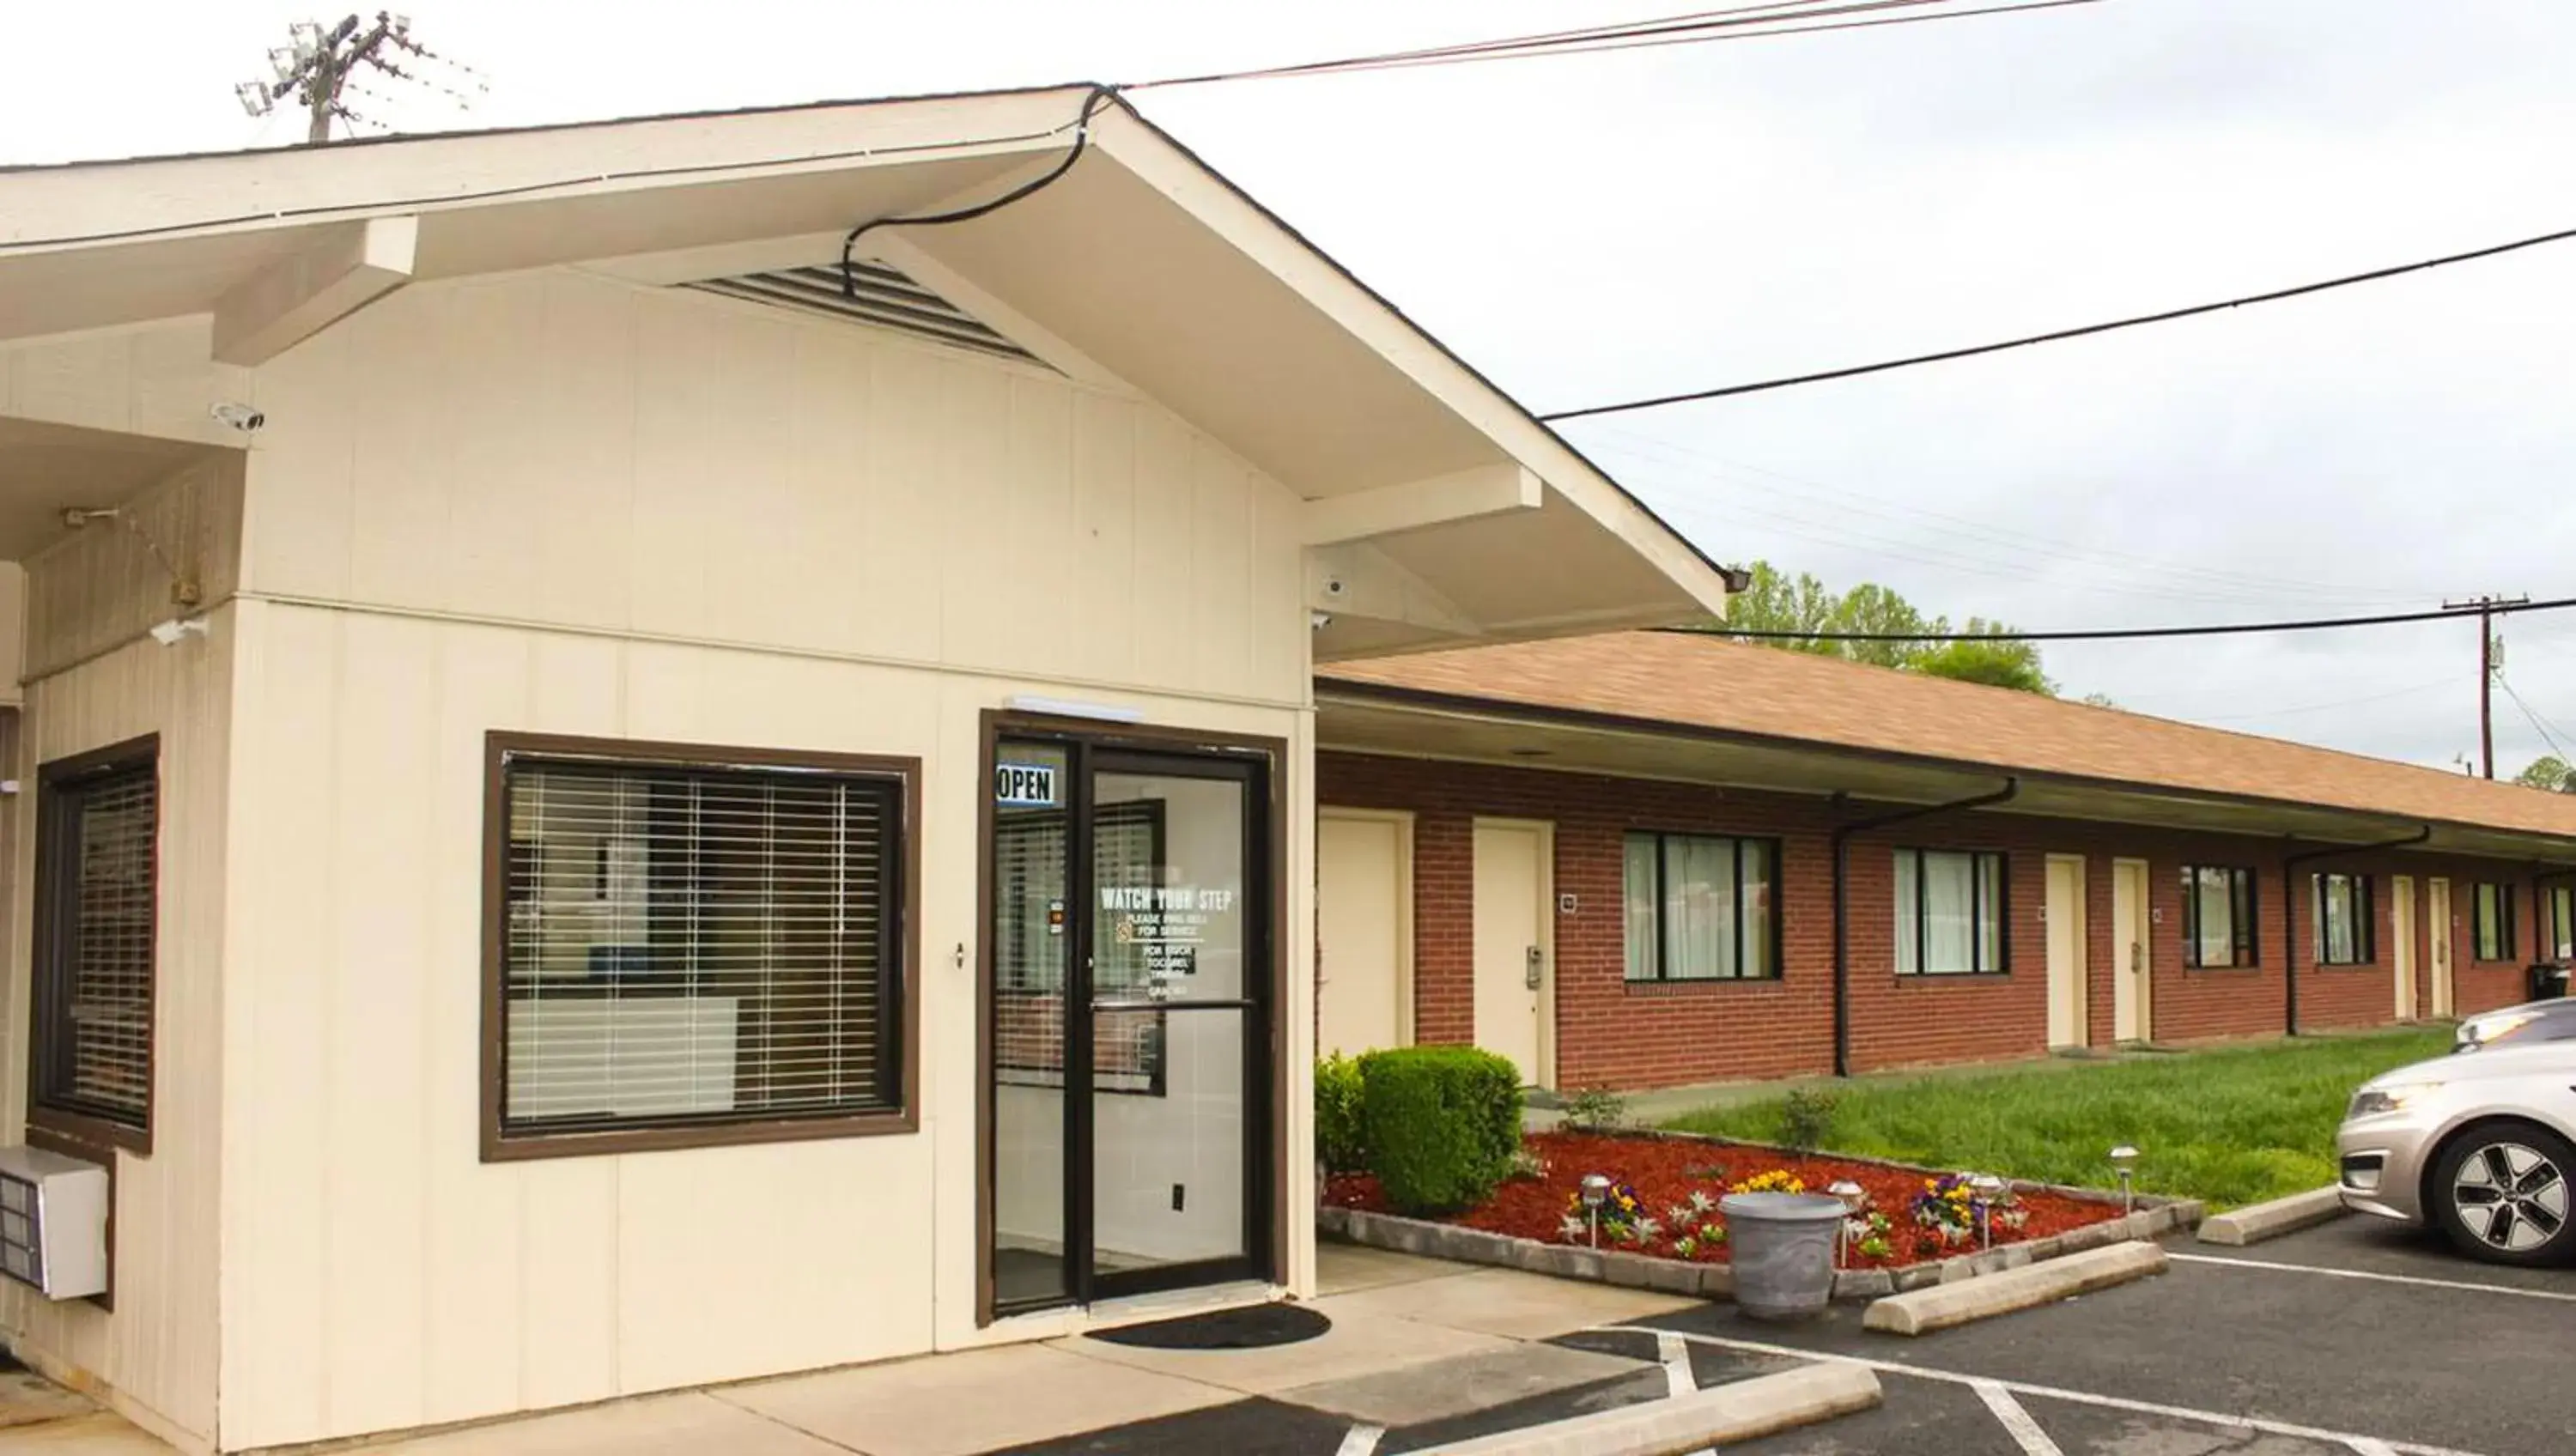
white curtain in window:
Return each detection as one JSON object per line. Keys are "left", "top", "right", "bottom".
{"left": 1622, "top": 835, "right": 1661, "bottom": 980}
{"left": 1894, "top": 850, "right": 1920, "bottom": 975}
{"left": 1664, "top": 835, "right": 1737, "bottom": 980}
{"left": 2196, "top": 869, "right": 2234, "bottom": 966}
{"left": 1739, "top": 840, "right": 1776, "bottom": 980}
{"left": 1923, "top": 851, "right": 1977, "bottom": 973}
{"left": 2322, "top": 877, "right": 2356, "bottom": 963}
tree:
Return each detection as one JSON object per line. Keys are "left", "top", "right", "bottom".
{"left": 2513, "top": 755, "right": 2575, "bottom": 792}
{"left": 1721, "top": 563, "right": 2055, "bottom": 695}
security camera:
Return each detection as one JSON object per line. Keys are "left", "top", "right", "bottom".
{"left": 209, "top": 402, "right": 265, "bottom": 433}
{"left": 1718, "top": 562, "right": 1754, "bottom": 595}
{"left": 149, "top": 617, "right": 210, "bottom": 647}
{"left": 1309, "top": 610, "right": 1334, "bottom": 631}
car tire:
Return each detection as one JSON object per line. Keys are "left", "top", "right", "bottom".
{"left": 2428, "top": 1121, "right": 2576, "bottom": 1266}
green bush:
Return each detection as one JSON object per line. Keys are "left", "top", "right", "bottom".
{"left": 1358, "top": 1046, "right": 1524, "bottom": 1215}
{"left": 1778, "top": 1085, "right": 1842, "bottom": 1153}
{"left": 1315, "top": 1053, "right": 1367, "bottom": 1174}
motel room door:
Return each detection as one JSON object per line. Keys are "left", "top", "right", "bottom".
{"left": 2393, "top": 875, "right": 2418, "bottom": 1021}
{"left": 1472, "top": 819, "right": 1552, "bottom": 1087}
{"left": 2044, "top": 855, "right": 2088, "bottom": 1049}
{"left": 986, "top": 731, "right": 1273, "bottom": 1315}
{"left": 1317, "top": 809, "right": 1413, "bottom": 1059}
{"left": 2111, "top": 858, "right": 2151, "bottom": 1043}
{"left": 2428, "top": 877, "right": 2456, "bottom": 1017}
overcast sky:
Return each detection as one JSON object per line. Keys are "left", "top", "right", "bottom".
{"left": 9, "top": 2, "right": 2576, "bottom": 775}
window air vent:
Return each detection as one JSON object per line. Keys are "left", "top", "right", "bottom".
{"left": 686, "top": 262, "right": 1048, "bottom": 368}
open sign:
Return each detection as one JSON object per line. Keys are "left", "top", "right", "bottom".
{"left": 994, "top": 762, "right": 1058, "bottom": 808}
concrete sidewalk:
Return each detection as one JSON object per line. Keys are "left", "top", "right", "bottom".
{"left": 6, "top": 1247, "right": 1699, "bottom": 1455}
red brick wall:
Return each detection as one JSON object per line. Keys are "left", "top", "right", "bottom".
{"left": 1319, "top": 750, "right": 2549, "bottom": 1091}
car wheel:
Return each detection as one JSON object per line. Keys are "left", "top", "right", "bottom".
{"left": 2429, "top": 1122, "right": 2576, "bottom": 1266}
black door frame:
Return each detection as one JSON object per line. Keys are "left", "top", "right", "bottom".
{"left": 975, "top": 712, "right": 1282, "bottom": 1323}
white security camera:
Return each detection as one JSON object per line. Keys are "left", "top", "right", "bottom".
{"left": 209, "top": 402, "right": 265, "bottom": 433}
{"left": 149, "top": 617, "right": 210, "bottom": 647}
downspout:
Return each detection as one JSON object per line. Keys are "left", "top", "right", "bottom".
{"left": 2281, "top": 825, "right": 2433, "bottom": 1037}
{"left": 1832, "top": 778, "right": 2020, "bottom": 1077}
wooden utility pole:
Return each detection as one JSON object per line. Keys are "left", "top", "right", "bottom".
{"left": 236, "top": 13, "right": 483, "bottom": 143}
{"left": 2445, "top": 594, "right": 2530, "bottom": 779}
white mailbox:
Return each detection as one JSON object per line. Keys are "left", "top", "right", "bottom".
{"left": 0, "top": 1145, "right": 109, "bottom": 1300}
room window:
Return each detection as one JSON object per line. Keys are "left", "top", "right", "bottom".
{"left": 2311, "top": 873, "right": 2373, "bottom": 966}
{"left": 485, "top": 734, "right": 915, "bottom": 1158}
{"left": 1622, "top": 832, "right": 1778, "bottom": 982}
{"left": 28, "top": 739, "right": 161, "bottom": 1154}
{"left": 2471, "top": 883, "right": 2518, "bottom": 963}
{"left": 2546, "top": 884, "right": 2574, "bottom": 962}
{"left": 1893, "top": 849, "right": 2007, "bottom": 975}
{"left": 2179, "top": 865, "right": 2257, "bottom": 968}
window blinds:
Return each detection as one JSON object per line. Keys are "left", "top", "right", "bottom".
{"left": 40, "top": 766, "right": 159, "bottom": 1128}
{"left": 501, "top": 757, "right": 900, "bottom": 1131}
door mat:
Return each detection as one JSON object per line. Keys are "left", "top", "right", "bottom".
{"left": 1087, "top": 1302, "right": 1331, "bottom": 1350}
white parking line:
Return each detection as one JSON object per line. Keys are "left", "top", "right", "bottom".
{"left": 1657, "top": 1331, "right": 1697, "bottom": 1398}
{"left": 1608, "top": 1327, "right": 2488, "bottom": 1456}
{"left": 1334, "top": 1423, "right": 1385, "bottom": 1456}
{"left": 1971, "top": 1379, "right": 2066, "bottom": 1456}
{"left": 2168, "top": 1251, "right": 2576, "bottom": 1303}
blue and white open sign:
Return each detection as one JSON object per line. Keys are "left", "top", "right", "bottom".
{"left": 994, "top": 762, "right": 1059, "bottom": 808}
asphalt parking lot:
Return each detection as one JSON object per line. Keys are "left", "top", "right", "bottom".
{"left": 1615, "top": 1217, "right": 2576, "bottom": 1456}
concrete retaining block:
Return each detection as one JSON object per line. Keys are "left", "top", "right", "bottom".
{"left": 2198, "top": 1186, "right": 2343, "bottom": 1247}
{"left": 1403, "top": 1361, "right": 1881, "bottom": 1456}
{"left": 1863, "top": 1241, "right": 2168, "bottom": 1337}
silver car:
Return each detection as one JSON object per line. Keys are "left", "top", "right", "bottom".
{"left": 2336, "top": 1039, "right": 2576, "bottom": 1265}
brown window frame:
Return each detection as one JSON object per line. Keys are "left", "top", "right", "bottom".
{"left": 2310, "top": 872, "right": 2376, "bottom": 967}
{"left": 479, "top": 731, "right": 922, "bottom": 1162}
{"left": 2179, "top": 864, "right": 2258, "bottom": 969}
{"left": 2470, "top": 882, "right": 2518, "bottom": 964}
{"left": 27, "top": 735, "right": 161, "bottom": 1159}
{"left": 1893, "top": 846, "right": 2011, "bottom": 977}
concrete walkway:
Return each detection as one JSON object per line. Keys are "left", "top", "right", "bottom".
{"left": 4, "top": 1247, "right": 1698, "bottom": 1455}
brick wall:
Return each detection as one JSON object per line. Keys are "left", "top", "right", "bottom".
{"left": 1319, "top": 750, "right": 2549, "bottom": 1091}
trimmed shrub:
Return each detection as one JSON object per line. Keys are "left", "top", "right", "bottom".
{"left": 1315, "top": 1053, "right": 1367, "bottom": 1174}
{"left": 1358, "top": 1046, "right": 1524, "bottom": 1215}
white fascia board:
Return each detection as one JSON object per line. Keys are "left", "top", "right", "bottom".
{"left": 210, "top": 215, "right": 416, "bottom": 365}
{"left": 1308, "top": 543, "right": 1481, "bottom": 638}
{"left": 1089, "top": 106, "right": 1734, "bottom": 621}
{"left": 1302, "top": 464, "right": 1541, "bottom": 546}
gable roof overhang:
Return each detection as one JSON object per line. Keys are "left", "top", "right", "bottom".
{"left": 0, "top": 87, "right": 1729, "bottom": 652}
{"left": 1316, "top": 679, "right": 2576, "bottom": 869}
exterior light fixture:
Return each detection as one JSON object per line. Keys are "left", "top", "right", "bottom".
{"left": 1826, "top": 1180, "right": 1866, "bottom": 1265}
{"left": 1580, "top": 1174, "right": 1612, "bottom": 1248}
{"left": 2109, "top": 1145, "right": 2141, "bottom": 1214}
{"left": 1968, "top": 1174, "right": 2006, "bottom": 1249}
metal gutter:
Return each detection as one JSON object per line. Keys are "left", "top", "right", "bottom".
{"left": 1829, "top": 779, "right": 2020, "bottom": 1077}
{"left": 2281, "top": 827, "right": 2433, "bottom": 1036}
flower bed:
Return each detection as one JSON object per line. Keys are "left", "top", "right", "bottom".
{"left": 1321, "top": 1129, "right": 2202, "bottom": 1301}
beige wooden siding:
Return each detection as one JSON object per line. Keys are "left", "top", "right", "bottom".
{"left": 240, "top": 270, "right": 1309, "bottom": 703}
{"left": 217, "top": 269, "right": 1316, "bottom": 1449}
{"left": 0, "top": 458, "right": 239, "bottom": 1452}
{"left": 0, "top": 318, "right": 251, "bottom": 447}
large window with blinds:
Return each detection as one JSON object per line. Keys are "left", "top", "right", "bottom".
{"left": 29, "top": 739, "right": 161, "bottom": 1154}
{"left": 483, "top": 734, "right": 917, "bottom": 1158}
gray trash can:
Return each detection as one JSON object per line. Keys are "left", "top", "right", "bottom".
{"left": 1721, "top": 1192, "right": 1846, "bottom": 1320}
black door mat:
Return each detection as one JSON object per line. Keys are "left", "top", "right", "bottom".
{"left": 1086, "top": 1303, "right": 1332, "bottom": 1350}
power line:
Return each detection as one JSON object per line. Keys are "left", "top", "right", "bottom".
{"left": 2501, "top": 677, "right": 2576, "bottom": 763}
{"left": 1686, "top": 594, "right": 2576, "bottom": 644}
{"left": 1127, "top": 0, "right": 2099, "bottom": 90}
{"left": 1540, "top": 221, "right": 2576, "bottom": 420}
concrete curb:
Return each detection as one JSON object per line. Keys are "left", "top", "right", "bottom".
{"left": 1400, "top": 1362, "right": 1882, "bottom": 1456}
{"left": 1862, "top": 1240, "right": 2167, "bottom": 1336}
{"left": 2196, "top": 1186, "right": 2345, "bottom": 1247}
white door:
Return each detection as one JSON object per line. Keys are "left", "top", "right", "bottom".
{"left": 1472, "top": 819, "right": 1552, "bottom": 1086}
{"left": 2112, "top": 858, "right": 2149, "bottom": 1042}
{"left": 2428, "top": 877, "right": 2455, "bottom": 1017}
{"left": 1317, "top": 810, "right": 1412, "bottom": 1058}
{"left": 2045, "top": 855, "right": 2088, "bottom": 1049}
{"left": 2393, "top": 874, "right": 2418, "bottom": 1021}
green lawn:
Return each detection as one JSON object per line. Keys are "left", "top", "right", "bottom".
{"left": 1662, "top": 1028, "right": 2452, "bottom": 1210}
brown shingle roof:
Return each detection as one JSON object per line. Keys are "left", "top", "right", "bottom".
{"left": 1318, "top": 631, "right": 2576, "bottom": 841}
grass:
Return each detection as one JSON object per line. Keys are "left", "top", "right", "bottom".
{"left": 1663, "top": 1028, "right": 2453, "bottom": 1210}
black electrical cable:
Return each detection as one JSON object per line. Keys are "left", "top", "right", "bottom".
{"left": 1542, "top": 221, "right": 2576, "bottom": 420}
{"left": 1670, "top": 595, "right": 2576, "bottom": 645}
{"left": 839, "top": 85, "right": 1116, "bottom": 297}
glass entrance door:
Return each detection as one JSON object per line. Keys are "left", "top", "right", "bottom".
{"left": 988, "top": 734, "right": 1271, "bottom": 1313}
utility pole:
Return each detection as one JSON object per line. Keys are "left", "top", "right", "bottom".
{"left": 235, "top": 13, "right": 484, "bottom": 143}
{"left": 2444, "top": 594, "right": 2530, "bottom": 779}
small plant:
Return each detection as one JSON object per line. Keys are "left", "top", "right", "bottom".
{"left": 1357, "top": 1046, "right": 1524, "bottom": 1215}
{"left": 1778, "top": 1085, "right": 1843, "bottom": 1154}
{"left": 1315, "top": 1053, "right": 1367, "bottom": 1174}
{"left": 1686, "top": 1188, "right": 1716, "bottom": 1216}
{"left": 1909, "top": 1174, "right": 2020, "bottom": 1246}
{"left": 1673, "top": 1234, "right": 1698, "bottom": 1259}
{"left": 1701, "top": 1222, "right": 1728, "bottom": 1246}
{"left": 1686, "top": 1163, "right": 1730, "bottom": 1182}
{"left": 1560, "top": 1084, "right": 1631, "bottom": 1131}
{"left": 1729, "top": 1168, "right": 1808, "bottom": 1196}
{"left": 1507, "top": 1146, "right": 1552, "bottom": 1182}
{"left": 1563, "top": 1180, "right": 1645, "bottom": 1242}
{"left": 1558, "top": 1214, "right": 1589, "bottom": 1241}
{"left": 1856, "top": 1234, "right": 1893, "bottom": 1260}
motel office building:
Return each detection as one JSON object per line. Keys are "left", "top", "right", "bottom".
{"left": 0, "top": 92, "right": 1733, "bottom": 1452}
{"left": 1313, "top": 632, "right": 2576, "bottom": 1090}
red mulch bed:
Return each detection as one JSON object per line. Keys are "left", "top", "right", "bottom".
{"left": 1324, "top": 1131, "right": 2125, "bottom": 1268}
